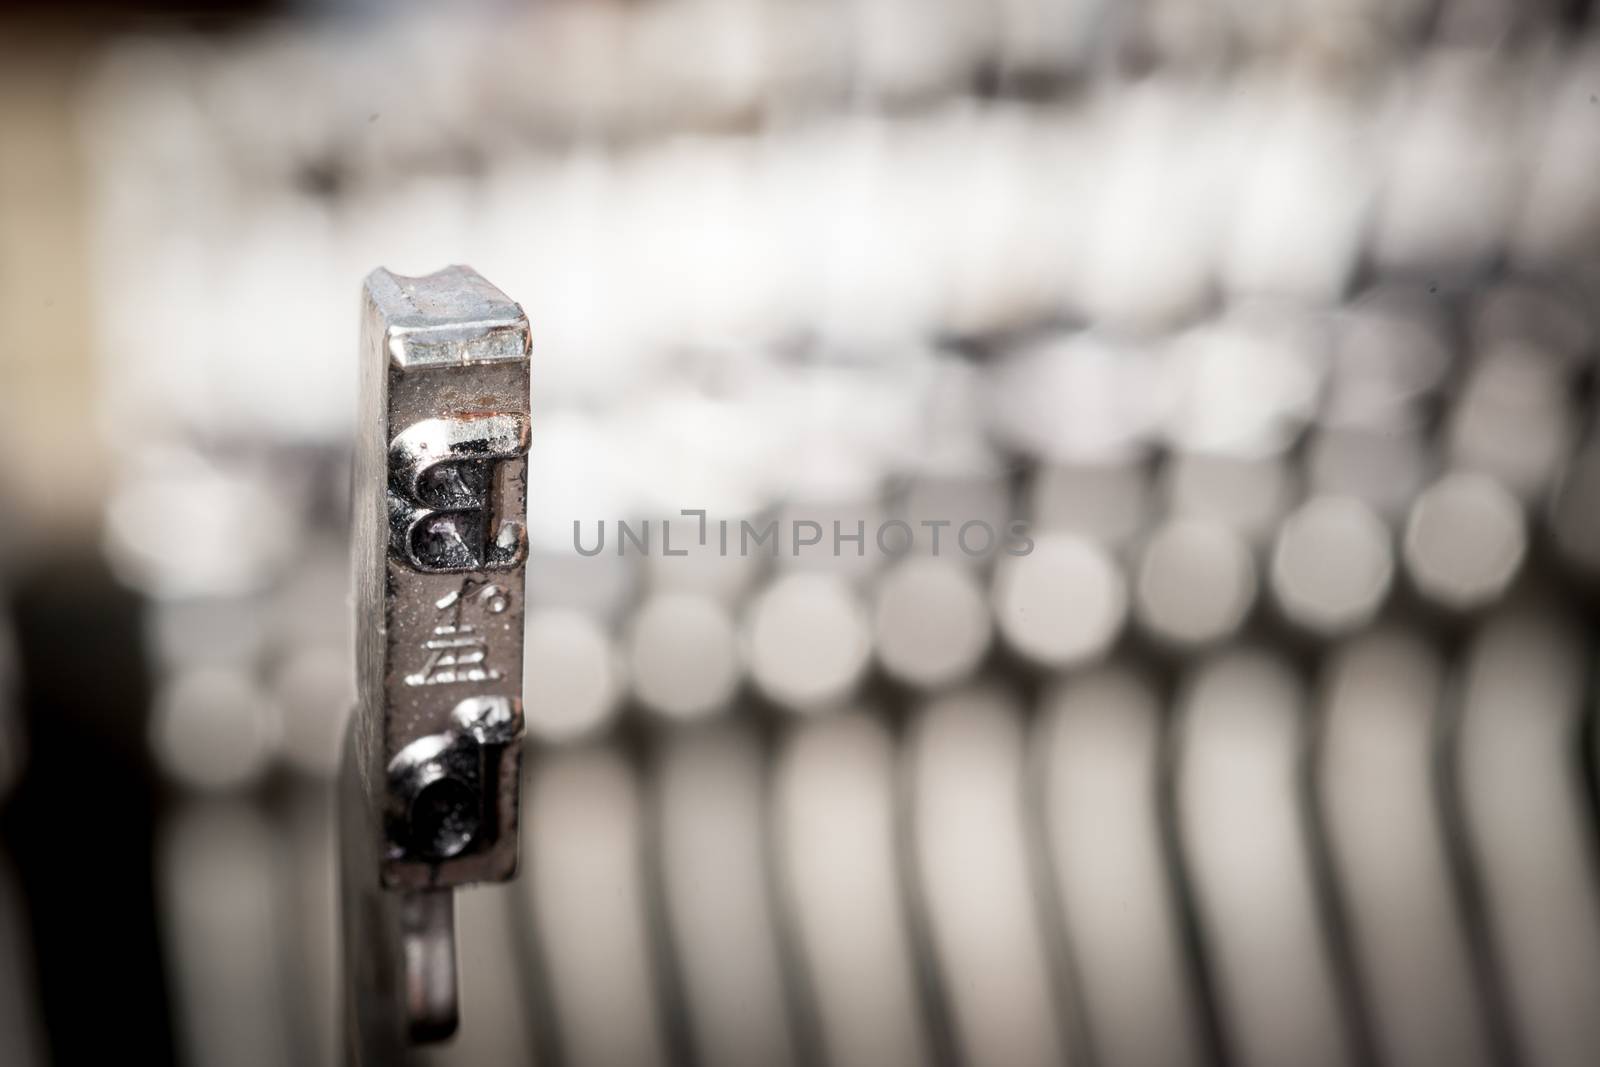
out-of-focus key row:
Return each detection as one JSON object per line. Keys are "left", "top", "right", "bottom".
{"left": 143, "top": 606, "right": 1600, "bottom": 1067}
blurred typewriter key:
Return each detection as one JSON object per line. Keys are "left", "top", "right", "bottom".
{"left": 654, "top": 720, "right": 799, "bottom": 1067}
{"left": 1037, "top": 667, "right": 1208, "bottom": 1067}
{"left": 1315, "top": 629, "right": 1495, "bottom": 1067}
{"left": 522, "top": 746, "right": 668, "bottom": 1067}
{"left": 1402, "top": 472, "right": 1526, "bottom": 613}
{"left": 993, "top": 532, "right": 1126, "bottom": 669}
{"left": 905, "top": 686, "right": 1071, "bottom": 1067}
{"left": 1134, "top": 517, "right": 1257, "bottom": 652}
{"left": 1269, "top": 496, "right": 1394, "bottom": 638}
{"left": 342, "top": 266, "right": 532, "bottom": 1060}
{"left": 774, "top": 711, "right": 932, "bottom": 1067}
{"left": 627, "top": 592, "right": 741, "bottom": 722}
{"left": 1174, "top": 649, "right": 1359, "bottom": 1067}
{"left": 1451, "top": 608, "right": 1600, "bottom": 1067}
{"left": 150, "top": 666, "right": 283, "bottom": 792}
{"left": 871, "top": 557, "right": 992, "bottom": 691}
{"left": 746, "top": 572, "right": 872, "bottom": 714}
{"left": 523, "top": 608, "right": 623, "bottom": 744}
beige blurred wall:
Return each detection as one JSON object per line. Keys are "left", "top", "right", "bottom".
{"left": 0, "top": 23, "right": 103, "bottom": 547}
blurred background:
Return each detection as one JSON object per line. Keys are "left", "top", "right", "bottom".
{"left": 2, "top": 0, "right": 1600, "bottom": 1064}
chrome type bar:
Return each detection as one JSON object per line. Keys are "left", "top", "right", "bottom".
{"left": 341, "top": 265, "right": 531, "bottom": 1062}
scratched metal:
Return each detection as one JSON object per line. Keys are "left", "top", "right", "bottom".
{"left": 352, "top": 264, "right": 531, "bottom": 891}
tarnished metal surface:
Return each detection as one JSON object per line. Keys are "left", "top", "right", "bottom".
{"left": 343, "top": 265, "right": 531, "bottom": 1060}
{"left": 352, "top": 264, "right": 530, "bottom": 890}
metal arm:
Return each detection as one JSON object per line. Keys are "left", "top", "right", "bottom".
{"left": 340, "top": 265, "right": 531, "bottom": 1062}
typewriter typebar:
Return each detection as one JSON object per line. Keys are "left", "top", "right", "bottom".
{"left": 341, "top": 265, "right": 531, "bottom": 1061}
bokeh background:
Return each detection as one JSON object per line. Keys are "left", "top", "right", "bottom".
{"left": 1, "top": 0, "right": 1599, "bottom": 1065}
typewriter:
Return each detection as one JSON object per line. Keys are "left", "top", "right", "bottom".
{"left": 1, "top": 1, "right": 1598, "bottom": 1065}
